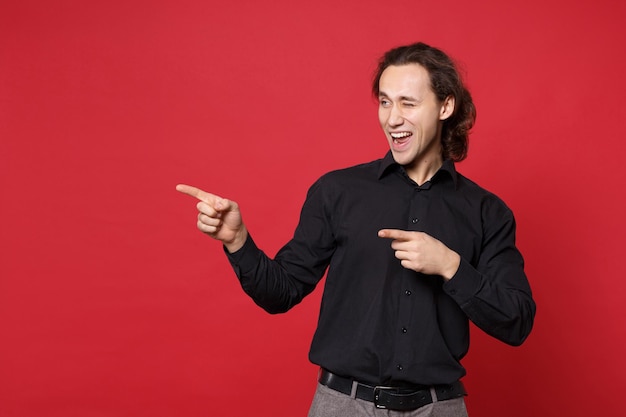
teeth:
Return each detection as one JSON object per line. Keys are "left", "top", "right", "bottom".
{"left": 390, "top": 132, "right": 411, "bottom": 139}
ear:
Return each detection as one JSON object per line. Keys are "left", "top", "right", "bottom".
{"left": 439, "top": 95, "right": 455, "bottom": 121}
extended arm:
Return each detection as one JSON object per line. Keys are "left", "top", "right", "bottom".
{"left": 176, "top": 182, "right": 333, "bottom": 314}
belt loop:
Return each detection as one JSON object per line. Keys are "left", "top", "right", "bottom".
{"left": 350, "top": 380, "right": 358, "bottom": 398}
{"left": 430, "top": 387, "right": 438, "bottom": 403}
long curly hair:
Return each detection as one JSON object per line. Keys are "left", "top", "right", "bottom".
{"left": 372, "top": 42, "right": 476, "bottom": 162}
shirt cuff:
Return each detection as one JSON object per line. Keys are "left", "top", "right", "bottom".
{"left": 443, "top": 258, "right": 482, "bottom": 306}
{"left": 223, "top": 234, "right": 261, "bottom": 275}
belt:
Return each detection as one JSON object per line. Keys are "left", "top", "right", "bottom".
{"left": 318, "top": 368, "right": 466, "bottom": 411}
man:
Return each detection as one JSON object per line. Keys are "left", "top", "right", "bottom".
{"left": 177, "top": 42, "right": 535, "bottom": 416}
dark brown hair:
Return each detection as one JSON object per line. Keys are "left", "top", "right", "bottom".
{"left": 372, "top": 42, "right": 476, "bottom": 162}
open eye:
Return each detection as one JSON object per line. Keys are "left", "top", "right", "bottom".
{"left": 379, "top": 98, "right": 391, "bottom": 107}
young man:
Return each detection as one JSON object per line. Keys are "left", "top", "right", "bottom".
{"left": 177, "top": 42, "right": 535, "bottom": 416}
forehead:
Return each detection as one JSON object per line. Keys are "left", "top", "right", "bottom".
{"left": 379, "top": 64, "right": 433, "bottom": 97}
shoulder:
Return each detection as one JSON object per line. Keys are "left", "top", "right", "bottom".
{"left": 301, "top": 158, "right": 384, "bottom": 209}
{"left": 454, "top": 171, "right": 515, "bottom": 218}
{"left": 314, "top": 158, "right": 384, "bottom": 188}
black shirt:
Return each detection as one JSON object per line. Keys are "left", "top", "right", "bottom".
{"left": 226, "top": 152, "right": 535, "bottom": 386}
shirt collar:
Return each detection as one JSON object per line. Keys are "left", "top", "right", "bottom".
{"left": 377, "top": 151, "right": 459, "bottom": 188}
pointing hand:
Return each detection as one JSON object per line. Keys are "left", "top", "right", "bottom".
{"left": 378, "top": 229, "right": 460, "bottom": 280}
{"left": 176, "top": 184, "right": 248, "bottom": 253}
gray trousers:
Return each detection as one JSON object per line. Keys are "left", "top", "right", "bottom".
{"left": 307, "top": 383, "right": 469, "bottom": 417}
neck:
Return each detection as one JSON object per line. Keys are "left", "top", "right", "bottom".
{"left": 405, "top": 156, "right": 443, "bottom": 186}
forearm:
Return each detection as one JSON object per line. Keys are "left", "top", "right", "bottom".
{"left": 444, "top": 259, "right": 536, "bottom": 346}
{"left": 224, "top": 176, "right": 335, "bottom": 314}
{"left": 225, "top": 235, "right": 324, "bottom": 314}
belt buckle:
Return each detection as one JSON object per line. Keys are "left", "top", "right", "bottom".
{"left": 373, "top": 385, "right": 396, "bottom": 409}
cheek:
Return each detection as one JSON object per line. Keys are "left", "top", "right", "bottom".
{"left": 378, "top": 109, "right": 387, "bottom": 127}
{"left": 412, "top": 111, "right": 437, "bottom": 131}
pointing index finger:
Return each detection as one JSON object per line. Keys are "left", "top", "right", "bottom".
{"left": 176, "top": 184, "right": 216, "bottom": 203}
{"left": 378, "top": 229, "right": 410, "bottom": 240}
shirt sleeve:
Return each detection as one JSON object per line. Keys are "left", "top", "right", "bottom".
{"left": 442, "top": 197, "right": 536, "bottom": 346}
{"left": 225, "top": 177, "right": 336, "bottom": 314}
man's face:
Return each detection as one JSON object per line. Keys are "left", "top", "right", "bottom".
{"left": 378, "top": 64, "right": 452, "bottom": 177}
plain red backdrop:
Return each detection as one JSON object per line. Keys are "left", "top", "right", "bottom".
{"left": 1, "top": 0, "right": 625, "bottom": 416}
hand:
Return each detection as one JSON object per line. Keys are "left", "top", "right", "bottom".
{"left": 378, "top": 229, "right": 460, "bottom": 281}
{"left": 176, "top": 184, "right": 248, "bottom": 253}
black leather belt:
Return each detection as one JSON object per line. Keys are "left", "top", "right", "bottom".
{"left": 318, "top": 368, "right": 466, "bottom": 411}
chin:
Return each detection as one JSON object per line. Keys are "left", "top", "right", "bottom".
{"left": 391, "top": 152, "right": 411, "bottom": 166}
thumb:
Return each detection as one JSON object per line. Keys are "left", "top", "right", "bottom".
{"left": 215, "top": 198, "right": 236, "bottom": 212}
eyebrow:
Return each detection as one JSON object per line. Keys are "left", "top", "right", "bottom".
{"left": 378, "top": 92, "right": 420, "bottom": 102}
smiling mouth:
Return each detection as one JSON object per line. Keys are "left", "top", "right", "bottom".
{"left": 390, "top": 132, "right": 412, "bottom": 143}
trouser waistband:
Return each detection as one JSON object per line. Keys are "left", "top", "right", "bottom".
{"left": 318, "top": 368, "right": 466, "bottom": 411}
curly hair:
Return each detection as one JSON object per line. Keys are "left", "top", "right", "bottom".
{"left": 372, "top": 42, "right": 476, "bottom": 162}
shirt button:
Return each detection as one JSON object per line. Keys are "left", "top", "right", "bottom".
{"left": 405, "top": 290, "right": 411, "bottom": 296}
{"left": 411, "top": 218, "right": 419, "bottom": 224}
{"left": 401, "top": 327, "right": 408, "bottom": 334}
{"left": 397, "top": 364, "right": 403, "bottom": 371}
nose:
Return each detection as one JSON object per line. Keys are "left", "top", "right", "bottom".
{"left": 387, "top": 104, "right": 403, "bottom": 127}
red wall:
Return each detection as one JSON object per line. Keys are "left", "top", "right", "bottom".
{"left": 2, "top": 1, "right": 625, "bottom": 416}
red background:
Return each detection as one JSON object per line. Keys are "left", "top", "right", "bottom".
{"left": 2, "top": 0, "right": 625, "bottom": 416}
